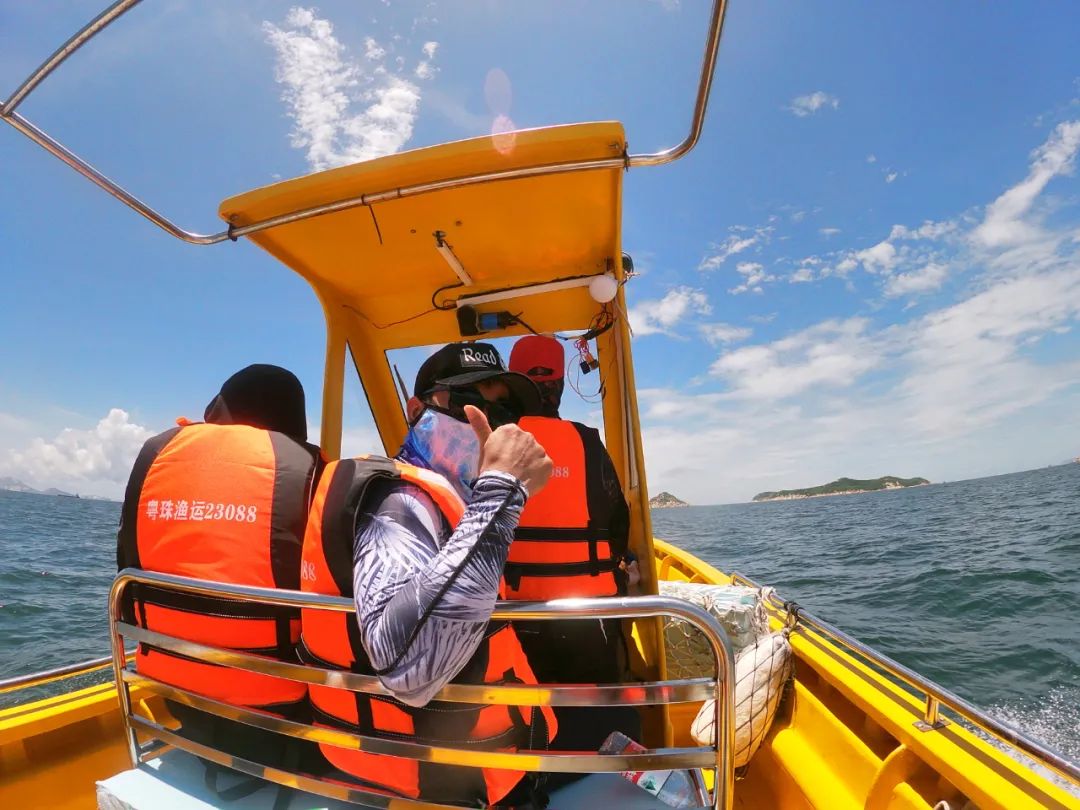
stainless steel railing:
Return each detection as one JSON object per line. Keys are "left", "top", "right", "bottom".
{"left": 110, "top": 568, "right": 736, "bottom": 809}
{"left": 730, "top": 571, "right": 1080, "bottom": 787}
{"left": 1, "top": 0, "right": 730, "bottom": 246}
{"left": 0, "top": 651, "right": 134, "bottom": 695}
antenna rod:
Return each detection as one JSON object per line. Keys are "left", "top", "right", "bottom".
{"left": 393, "top": 365, "right": 411, "bottom": 405}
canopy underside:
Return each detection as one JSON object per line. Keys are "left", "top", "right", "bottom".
{"left": 219, "top": 123, "right": 627, "bottom": 341}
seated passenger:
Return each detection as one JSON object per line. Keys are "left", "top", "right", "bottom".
{"left": 116, "top": 365, "right": 321, "bottom": 759}
{"left": 508, "top": 335, "right": 641, "bottom": 770}
{"left": 299, "top": 342, "right": 557, "bottom": 808}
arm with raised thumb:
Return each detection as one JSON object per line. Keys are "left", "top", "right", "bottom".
{"left": 464, "top": 404, "right": 553, "bottom": 498}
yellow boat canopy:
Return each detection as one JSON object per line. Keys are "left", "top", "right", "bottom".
{"left": 219, "top": 123, "right": 627, "bottom": 336}
{"left": 218, "top": 122, "right": 657, "bottom": 598}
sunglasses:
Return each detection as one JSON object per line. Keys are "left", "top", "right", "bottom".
{"left": 424, "top": 386, "right": 522, "bottom": 428}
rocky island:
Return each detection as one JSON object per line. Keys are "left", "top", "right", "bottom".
{"left": 650, "top": 491, "right": 689, "bottom": 509}
{"left": 0, "top": 477, "right": 110, "bottom": 500}
{"left": 753, "top": 476, "right": 929, "bottom": 502}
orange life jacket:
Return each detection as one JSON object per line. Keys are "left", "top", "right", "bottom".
{"left": 117, "top": 422, "right": 320, "bottom": 711}
{"left": 299, "top": 456, "right": 556, "bottom": 806}
{"left": 505, "top": 416, "right": 627, "bottom": 600}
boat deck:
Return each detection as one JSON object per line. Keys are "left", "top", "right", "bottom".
{"left": 1, "top": 543, "right": 1076, "bottom": 810}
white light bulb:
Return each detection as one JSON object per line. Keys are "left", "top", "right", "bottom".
{"left": 589, "top": 274, "right": 619, "bottom": 303}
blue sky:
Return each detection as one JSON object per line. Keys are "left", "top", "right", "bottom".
{"left": 2, "top": 1, "right": 1079, "bottom": 503}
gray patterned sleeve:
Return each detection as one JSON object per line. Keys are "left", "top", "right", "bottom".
{"left": 351, "top": 472, "right": 525, "bottom": 707}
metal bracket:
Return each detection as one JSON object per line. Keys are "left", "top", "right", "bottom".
{"left": 915, "top": 696, "right": 950, "bottom": 731}
{"left": 913, "top": 717, "right": 951, "bottom": 732}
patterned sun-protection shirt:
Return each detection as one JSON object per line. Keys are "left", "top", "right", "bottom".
{"left": 351, "top": 470, "right": 526, "bottom": 707}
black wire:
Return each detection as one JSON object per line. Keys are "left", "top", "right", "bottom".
{"left": 344, "top": 303, "right": 437, "bottom": 330}
{"left": 579, "top": 305, "right": 615, "bottom": 341}
{"left": 510, "top": 312, "right": 544, "bottom": 336}
{"left": 431, "top": 281, "right": 464, "bottom": 311}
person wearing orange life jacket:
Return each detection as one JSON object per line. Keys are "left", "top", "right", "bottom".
{"left": 299, "top": 342, "right": 557, "bottom": 808}
{"left": 508, "top": 335, "right": 641, "bottom": 776}
{"left": 116, "top": 364, "right": 322, "bottom": 771}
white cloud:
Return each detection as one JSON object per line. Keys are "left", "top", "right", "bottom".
{"left": 897, "top": 268, "right": 1080, "bottom": 437}
{"left": 699, "top": 236, "right": 756, "bottom": 271}
{"left": 363, "top": 37, "right": 386, "bottom": 61}
{"left": 646, "top": 267, "right": 1080, "bottom": 500}
{"left": 628, "top": 287, "right": 711, "bottom": 337}
{"left": 648, "top": 0, "right": 681, "bottom": 10}
{"left": 699, "top": 224, "right": 774, "bottom": 271}
{"left": 788, "top": 91, "right": 839, "bottom": 117}
{"left": 699, "top": 323, "right": 752, "bottom": 346}
{"left": 729, "top": 261, "right": 776, "bottom": 295}
{"left": 866, "top": 154, "right": 878, "bottom": 164}
{"left": 855, "top": 239, "right": 898, "bottom": 274}
{"left": 884, "top": 262, "right": 949, "bottom": 297}
{"left": 819, "top": 227, "right": 841, "bottom": 237}
{"left": 634, "top": 120, "right": 1080, "bottom": 502}
{"left": 710, "top": 318, "right": 878, "bottom": 399}
{"left": 830, "top": 256, "right": 859, "bottom": 277}
{"left": 789, "top": 266, "right": 815, "bottom": 283}
{"left": 885, "top": 171, "right": 899, "bottom": 184}
{"left": 263, "top": 8, "right": 436, "bottom": 171}
{"left": 2, "top": 409, "right": 153, "bottom": 496}
{"left": 889, "top": 220, "right": 957, "bottom": 241}
{"left": 415, "top": 40, "right": 439, "bottom": 80}
{"left": 973, "top": 120, "right": 1080, "bottom": 248}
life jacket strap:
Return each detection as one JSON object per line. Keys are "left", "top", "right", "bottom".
{"left": 310, "top": 703, "right": 521, "bottom": 750}
{"left": 512, "top": 526, "right": 612, "bottom": 542}
{"left": 502, "top": 558, "right": 622, "bottom": 589}
{"left": 131, "top": 582, "right": 299, "bottom": 621}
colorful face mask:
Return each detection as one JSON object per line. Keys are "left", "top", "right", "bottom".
{"left": 400, "top": 408, "right": 481, "bottom": 500}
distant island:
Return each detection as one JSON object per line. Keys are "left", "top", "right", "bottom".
{"left": 753, "top": 476, "right": 930, "bottom": 502}
{"left": 650, "top": 491, "right": 689, "bottom": 509}
{"left": 0, "top": 477, "right": 114, "bottom": 501}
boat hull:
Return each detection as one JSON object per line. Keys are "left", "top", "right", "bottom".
{"left": 0, "top": 541, "right": 1075, "bottom": 809}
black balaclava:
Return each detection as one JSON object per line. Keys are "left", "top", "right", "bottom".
{"left": 204, "top": 364, "right": 307, "bottom": 441}
{"left": 536, "top": 379, "right": 564, "bottom": 419}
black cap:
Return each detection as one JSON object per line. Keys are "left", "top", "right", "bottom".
{"left": 204, "top": 364, "right": 308, "bottom": 441}
{"left": 414, "top": 342, "right": 541, "bottom": 415}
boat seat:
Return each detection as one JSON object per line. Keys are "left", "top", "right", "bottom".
{"left": 96, "top": 750, "right": 359, "bottom": 810}
{"left": 96, "top": 749, "right": 702, "bottom": 809}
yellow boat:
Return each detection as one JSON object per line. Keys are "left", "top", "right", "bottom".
{"left": 1, "top": 2, "right": 1078, "bottom": 808}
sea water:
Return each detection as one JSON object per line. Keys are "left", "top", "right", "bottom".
{"left": 1, "top": 464, "right": 1077, "bottom": 765}
{"left": 651, "top": 462, "right": 1080, "bottom": 769}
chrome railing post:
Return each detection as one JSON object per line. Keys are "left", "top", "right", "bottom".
{"left": 627, "top": 0, "right": 730, "bottom": 168}
{"left": 1, "top": 0, "right": 144, "bottom": 117}
{"left": 0, "top": 651, "right": 133, "bottom": 694}
{"left": 916, "top": 695, "right": 947, "bottom": 732}
{"left": 708, "top": 607, "right": 736, "bottom": 808}
{"left": 4, "top": 1, "right": 730, "bottom": 244}
{"left": 108, "top": 571, "right": 140, "bottom": 766}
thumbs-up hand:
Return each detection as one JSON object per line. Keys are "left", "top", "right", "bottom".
{"left": 464, "top": 404, "right": 553, "bottom": 497}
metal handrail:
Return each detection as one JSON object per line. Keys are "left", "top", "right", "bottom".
{"left": 0, "top": 651, "right": 134, "bottom": 694}
{"left": 117, "top": 621, "right": 716, "bottom": 706}
{"left": 730, "top": 571, "right": 1080, "bottom": 787}
{"left": 110, "top": 568, "right": 736, "bottom": 809}
{"left": 1, "top": 0, "right": 729, "bottom": 245}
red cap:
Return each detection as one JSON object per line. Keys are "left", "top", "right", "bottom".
{"left": 509, "top": 335, "right": 565, "bottom": 382}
